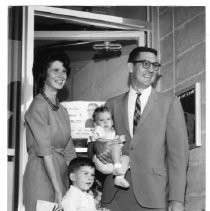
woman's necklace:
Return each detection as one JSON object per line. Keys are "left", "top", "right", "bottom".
{"left": 40, "top": 90, "right": 59, "bottom": 111}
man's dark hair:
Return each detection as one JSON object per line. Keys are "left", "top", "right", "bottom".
{"left": 128, "top": 46, "right": 158, "bottom": 63}
{"left": 68, "top": 157, "right": 95, "bottom": 175}
{"left": 92, "top": 105, "right": 111, "bottom": 122}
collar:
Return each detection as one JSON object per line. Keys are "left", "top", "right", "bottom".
{"left": 129, "top": 85, "right": 152, "bottom": 96}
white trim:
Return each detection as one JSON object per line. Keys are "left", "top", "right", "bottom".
{"left": 19, "top": 6, "right": 34, "bottom": 211}
{"left": 34, "top": 6, "right": 125, "bottom": 22}
{"left": 7, "top": 149, "right": 15, "bottom": 156}
{"left": 195, "top": 82, "right": 202, "bottom": 146}
{"left": 35, "top": 30, "right": 144, "bottom": 41}
{"left": 75, "top": 148, "right": 88, "bottom": 153}
{"left": 33, "top": 6, "right": 151, "bottom": 31}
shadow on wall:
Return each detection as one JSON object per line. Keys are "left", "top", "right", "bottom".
{"left": 152, "top": 74, "right": 162, "bottom": 89}
{"left": 93, "top": 50, "right": 122, "bottom": 62}
{"left": 58, "top": 85, "right": 72, "bottom": 102}
{"left": 8, "top": 80, "right": 22, "bottom": 211}
{"left": 8, "top": 81, "right": 21, "bottom": 148}
{"left": 57, "top": 58, "right": 162, "bottom": 102}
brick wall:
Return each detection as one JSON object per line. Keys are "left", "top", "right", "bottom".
{"left": 157, "top": 6, "right": 206, "bottom": 211}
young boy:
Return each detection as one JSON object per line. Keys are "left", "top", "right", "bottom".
{"left": 61, "top": 157, "right": 97, "bottom": 211}
{"left": 91, "top": 106, "right": 130, "bottom": 188}
{"left": 61, "top": 157, "right": 109, "bottom": 211}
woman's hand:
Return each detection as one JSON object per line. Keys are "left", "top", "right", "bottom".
{"left": 168, "top": 201, "right": 185, "bottom": 211}
{"left": 43, "top": 155, "right": 64, "bottom": 210}
{"left": 54, "top": 190, "right": 63, "bottom": 209}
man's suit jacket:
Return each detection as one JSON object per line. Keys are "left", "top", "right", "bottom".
{"left": 101, "top": 89, "right": 189, "bottom": 209}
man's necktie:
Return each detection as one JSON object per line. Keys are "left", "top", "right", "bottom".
{"left": 133, "top": 93, "right": 141, "bottom": 134}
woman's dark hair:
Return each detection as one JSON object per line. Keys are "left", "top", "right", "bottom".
{"left": 32, "top": 48, "right": 71, "bottom": 91}
{"left": 68, "top": 157, "right": 95, "bottom": 175}
{"left": 92, "top": 105, "right": 111, "bottom": 122}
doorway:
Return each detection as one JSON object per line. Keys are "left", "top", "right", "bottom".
{"left": 16, "top": 6, "right": 150, "bottom": 211}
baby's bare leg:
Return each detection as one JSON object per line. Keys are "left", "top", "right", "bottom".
{"left": 114, "top": 155, "right": 130, "bottom": 188}
{"left": 110, "top": 143, "right": 122, "bottom": 165}
{"left": 119, "top": 155, "right": 130, "bottom": 175}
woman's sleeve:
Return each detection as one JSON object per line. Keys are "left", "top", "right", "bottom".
{"left": 61, "top": 106, "right": 77, "bottom": 163}
{"left": 25, "top": 101, "right": 53, "bottom": 156}
{"left": 64, "top": 136, "right": 76, "bottom": 163}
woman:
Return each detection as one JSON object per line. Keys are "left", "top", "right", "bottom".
{"left": 23, "top": 49, "right": 76, "bottom": 211}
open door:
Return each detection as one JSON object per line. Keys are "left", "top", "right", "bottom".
{"left": 18, "top": 6, "right": 150, "bottom": 211}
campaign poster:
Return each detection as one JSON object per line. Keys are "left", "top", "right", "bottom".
{"left": 61, "top": 101, "right": 105, "bottom": 139}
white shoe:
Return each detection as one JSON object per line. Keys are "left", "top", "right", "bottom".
{"left": 114, "top": 176, "right": 129, "bottom": 188}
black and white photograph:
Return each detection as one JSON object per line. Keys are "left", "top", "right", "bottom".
{"left": 2, "top": 2, "right": 207, "bottom": 211}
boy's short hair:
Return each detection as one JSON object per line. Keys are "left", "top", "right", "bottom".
{"left": 68, "top": 157, "right": 95, "bottom": 175}
{"left": 92, "top": 105, "right": 111, "bottom": 122}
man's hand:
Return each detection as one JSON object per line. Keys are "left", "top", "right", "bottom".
{"left": 168, "top": 201, "right": 185, "bottom": 211}
{"left": 93, "top": 139, "right": 121, "bottom": 164}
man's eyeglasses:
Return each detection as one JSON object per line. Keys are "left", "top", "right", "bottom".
{"left": 132, "top": 60, "right": 161, "bottom": 71}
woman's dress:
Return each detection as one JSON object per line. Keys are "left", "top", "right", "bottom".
{"left": 23, "top": 94, "right": 76, "bottom": 211}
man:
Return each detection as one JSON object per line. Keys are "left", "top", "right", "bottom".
{"left": 91, "top": 47, "right": 189, "bottom": 211}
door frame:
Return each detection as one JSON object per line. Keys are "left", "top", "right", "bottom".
{"left": 19, "top": 6, "right": 150, "bottom": 211}
{"left": 35, "top": 30, "right": 145, "bottom": 45}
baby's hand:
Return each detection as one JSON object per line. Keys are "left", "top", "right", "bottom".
{"left": 119, "top": 135, "right": 126, "bottom": 143}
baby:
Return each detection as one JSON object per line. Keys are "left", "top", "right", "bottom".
{"left": 91, "top": 106, "right": 130, "bottom": 188}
